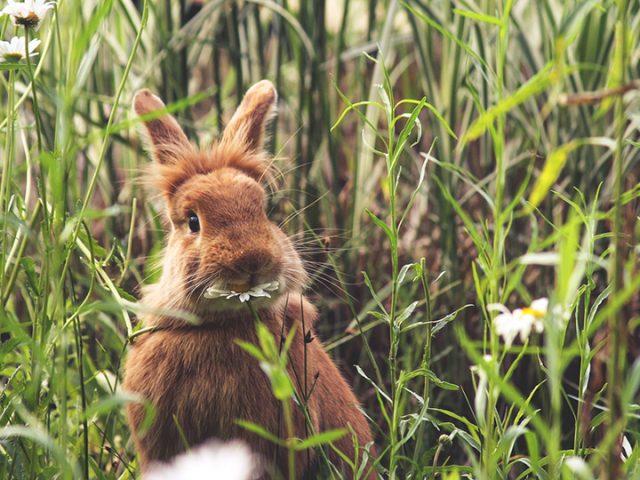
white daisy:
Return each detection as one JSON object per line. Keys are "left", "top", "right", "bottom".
{"left": 488, "top": 297, "right": 548, "bottom": 347}
{"left": 0, "top": 36, "right": 40, "bottom": 62}
{"left": 204, "top": 281, "right": 280, "bottom": 303}
{"left": 1, "top": 0, "right": 55, "bottom": 29}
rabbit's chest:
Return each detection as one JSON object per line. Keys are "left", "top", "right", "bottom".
{"left": 150, "top": 330, "right": 278, "bottom": 435}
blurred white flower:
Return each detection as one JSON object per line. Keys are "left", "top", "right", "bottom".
{"left": 488, "top": 297, "right": 548, "bottom": 347}
{"left": 552, "top": 303, "right": 571, "bottom": 324}
{"left": 204, "top": 281, "right": 279, "bottom": 303}
{"left": 563, "top": 456, "right": 594, "bottom": 479}
{"left": 145, "top": 440, "right": 260, "bottom": 480}
{"left": 95, "top": 370, "right": 119, "bottom": 393}
{"left": 1, "top": 0, "right": 54, "bottom": 28}
{"left": 621, "top": 435, "right": 633, "bottom": 462}
{"left": 0, "top": 36, "right": 40, "bottom": 62}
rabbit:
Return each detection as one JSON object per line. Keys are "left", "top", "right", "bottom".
{"left": 123, "top": 80, "right": 376, "bottom": 479}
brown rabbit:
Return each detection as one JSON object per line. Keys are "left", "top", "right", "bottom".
{"left": 123, "top": 80, "right": 375, "bottom": 479}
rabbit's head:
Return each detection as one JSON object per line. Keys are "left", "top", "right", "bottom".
{"left": 134, "top": 81, "right": 307, "bottom": 319}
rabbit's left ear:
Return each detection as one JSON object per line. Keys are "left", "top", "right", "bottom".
{"left": 221, "top": 80, "right": 277, "bottom": 152}
{"left": 133, "top": 89, "right": 192, "bottom": 165}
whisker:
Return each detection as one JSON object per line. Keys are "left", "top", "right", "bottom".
{"left": 278, "top": 192, "right": 330, "bottom": 230}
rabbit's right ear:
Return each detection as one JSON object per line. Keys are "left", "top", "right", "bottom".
{"left": 133, "top": 89, "right": 192, "bottom": 165}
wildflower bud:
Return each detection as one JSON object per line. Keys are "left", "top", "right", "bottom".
{"left": 438, "top": 434, "right": 452, "bottom": 449}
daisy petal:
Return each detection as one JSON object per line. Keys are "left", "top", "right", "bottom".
{"left": 487, "top": 303, "right": 511, "bottom": 315}
{"left": 249, "top": 291, "right": 271, "bottom": 298}
{"left": 530, "top": 297, "right": 549, "bottom": 315}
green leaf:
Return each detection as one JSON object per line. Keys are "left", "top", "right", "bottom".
{"left": 256, "top": 321, "right": 279, "bottom": 360}
{"left": 115, "top": 286, "right": 137, "bottom": 303}
{"left": 355, "top": 365, "right": 391, "bottom": 404}
{"left": 399, "top": 153, "right": 430, "bottom": 230}
{"left": 362, "top": 271, "right": 388, "bottom": 315}
{"left": 462, "top": 64, "right": 557, "bottom": 144}
{"left": 424, "top": 369, "right": 459, "bottom": 391}
{"left": 432, "top": 304, "right": 473, "bottom": 335}
{"left": 81, "top": 392, "right": 140, "bottom": 421}
{"left": 397, "top": 262, "right": 416, "bottom": 285}
{"left": 281, "top": 323, "right": 297, "bottom": 362}
{"left": 430, "top": 408, "right": 480, "bottom": 440}
{"left": 20, "top": 257, "right": 40, "bottom": 297}
{"left": 235, "top": 340, "right": 266, "bottom": 363}
{"left": 453, "top": 8, "right": 501, "bottom": 26}
{"left": 293, "top": 429, "right": 347, "bottom": 450}
{"left": 260, "top": 362, "right": 294, "bottom": 400}
{"left": 389, "top": 98, "right": 426, "bottom": 171}
{"left": 495, "top": 424, "right": 530, "bottom": 460}
{"left": 235, "top": 420, "right": 283, "bottom": 445}
{"left": 0, "top": 426, "right": 70, "bottom": 472}
{"left": 527, "top": 137, "right": 613, "bottom": 213}
{"left": 365, "top": 208, "right": 394, "bottom": 244}
{"left": 527, "top": 141, "right": 579, "bottom": 211}
{"left": 396, "top": 301, "right": 419, "bottom": 326}
{"left": 368, "top": 310, "right": 390, "bottom": 323}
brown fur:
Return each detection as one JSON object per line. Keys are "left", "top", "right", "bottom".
{"left": 123, "top": 81, "right": 375, "bottom": 478}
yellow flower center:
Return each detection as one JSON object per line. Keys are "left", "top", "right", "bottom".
{"left": 15, "top": 12, "right": 41, "bottom": 28}
{"left": 522, "top": 307, "right": 545, "bottom": 318}
{"left": 3, "top": 52, "right": 22, "bottom": 62}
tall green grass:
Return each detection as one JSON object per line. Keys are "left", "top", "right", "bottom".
{"left": 0, "top": 0, "right": 639, "bottom": 479}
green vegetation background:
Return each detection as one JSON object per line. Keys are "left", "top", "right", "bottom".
{"left": 0, "top": 0, "right": 639, "bottom": 478}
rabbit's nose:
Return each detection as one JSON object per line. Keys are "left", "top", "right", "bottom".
{"left": 234, "top": 250, "right": 274, "bottom": 275}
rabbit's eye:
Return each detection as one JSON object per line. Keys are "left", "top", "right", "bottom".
{"left": 188, "top": 212, "right": 200, "bottom": 233}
